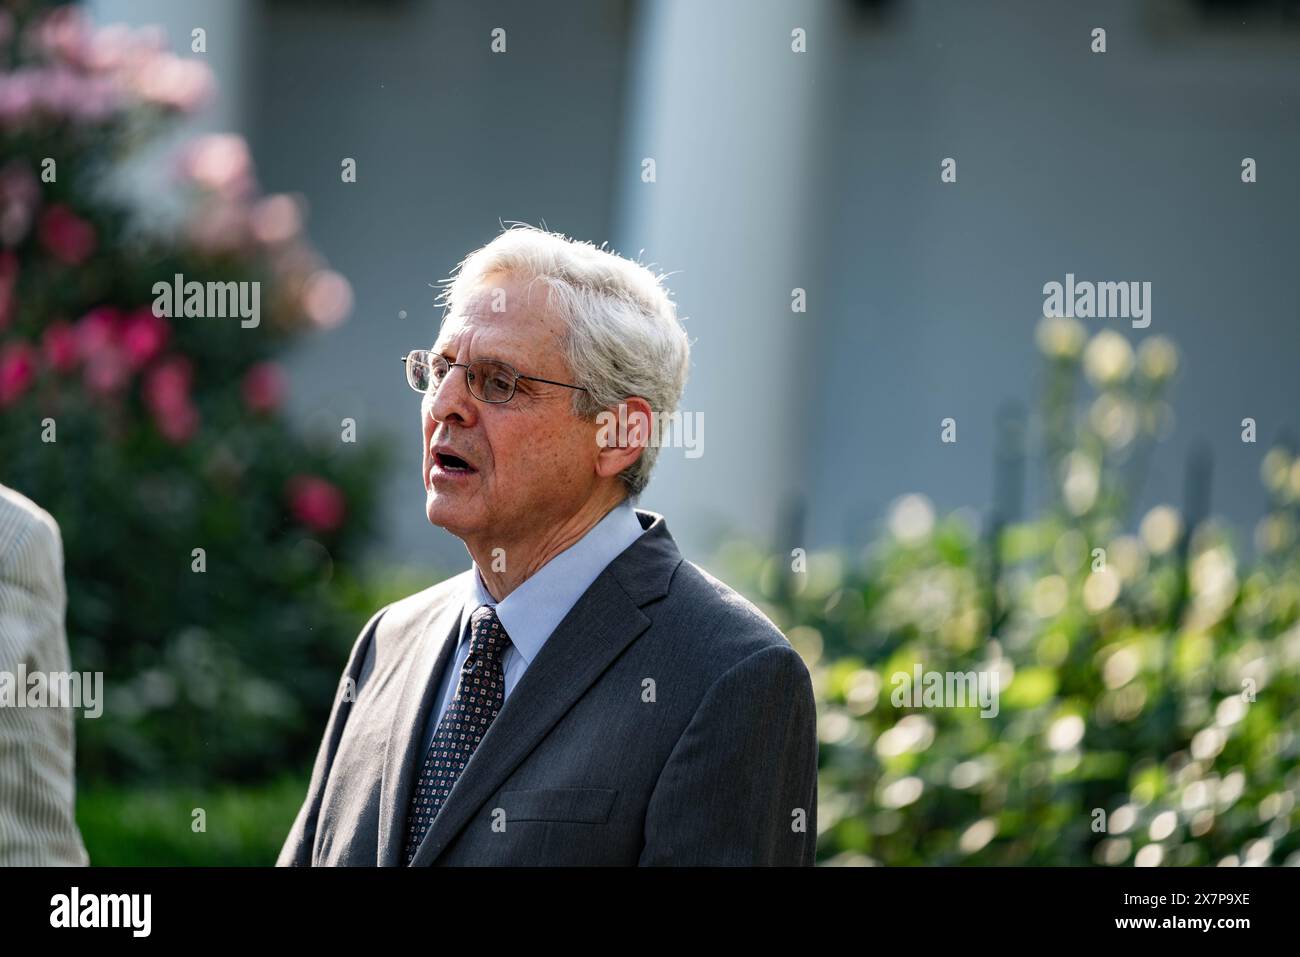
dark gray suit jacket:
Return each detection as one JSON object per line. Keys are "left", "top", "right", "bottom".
{"left": 276, "top": 509, "right": 818, "bottom": 866}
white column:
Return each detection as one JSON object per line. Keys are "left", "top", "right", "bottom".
{"left": 613, "top": 0, "right": 839, "bottom": 559}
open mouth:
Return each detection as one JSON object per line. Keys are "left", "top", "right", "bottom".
{"left": 434, "top": 452, "right": 477, "bottom": 474}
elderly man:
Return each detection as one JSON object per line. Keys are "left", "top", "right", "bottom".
{"left": 278, "top": 225, "right": 818, "bottom": 866}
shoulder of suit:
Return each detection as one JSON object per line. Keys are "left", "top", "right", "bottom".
{"left": 664, "top": 559, "right": 795, "bottom": 658}
{"left": 0, "top": 484, "right": 62, "bottom": 570}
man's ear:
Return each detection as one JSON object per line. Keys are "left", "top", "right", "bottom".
{"left": 593, "top": 396, "right": 653, "bottom": 480}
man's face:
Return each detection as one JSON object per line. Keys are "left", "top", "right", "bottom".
{"left": 421, "top": 271, "right": 601, "bottom": 548}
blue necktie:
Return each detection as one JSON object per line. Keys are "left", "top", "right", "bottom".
{"left": 403, "top": 604, "right": 511, "bottom": 864}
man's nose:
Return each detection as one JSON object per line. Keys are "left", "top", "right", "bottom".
{"left": 425, "top": 363, "right": 476, "bottom": 426}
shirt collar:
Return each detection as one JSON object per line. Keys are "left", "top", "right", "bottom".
{"left": 461, "top": 499, "right": 645, "bottom": 665}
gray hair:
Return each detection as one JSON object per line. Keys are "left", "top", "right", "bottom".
{"left": 435, "top": 224, "right": 691, "bottom": 497}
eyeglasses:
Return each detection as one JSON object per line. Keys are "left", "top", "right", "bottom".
{"left": 400, "top": 349, "right": 589, "bottom": 404}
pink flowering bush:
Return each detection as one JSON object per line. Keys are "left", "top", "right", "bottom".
{"left": 0, "top": 3, "right": 391, "bottom": 786}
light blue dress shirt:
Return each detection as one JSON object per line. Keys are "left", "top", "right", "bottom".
{"left": 418, "top": 499, "right": 646, "bottom": 759}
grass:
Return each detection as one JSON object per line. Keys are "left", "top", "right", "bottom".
{"left": 76, "top": 772, "right": 310, "bottom": 866}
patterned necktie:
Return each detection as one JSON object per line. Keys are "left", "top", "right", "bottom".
{"left": 403, "top": 604, "right": 512, "bottom": 864}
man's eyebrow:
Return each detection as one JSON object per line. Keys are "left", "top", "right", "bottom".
{"left": 430, "top": 345, "right": 523, "bottom": 369}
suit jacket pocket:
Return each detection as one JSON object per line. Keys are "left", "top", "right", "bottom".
{"left": 495, "top": 787, "right": 618, "bottom": 824}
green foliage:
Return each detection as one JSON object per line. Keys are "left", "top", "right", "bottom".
{"left": 731, "top": 322, "right": 1300, "bottom": 866}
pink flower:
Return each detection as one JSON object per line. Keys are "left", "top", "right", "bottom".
{"left": 0, "top": 341, "right": 36, "bottom": 406}
{"left": 75, "top": 306, "right": 120, "bottom": 357}
{"left": 83, "top": 347, "right": 129, "bottom": 395}
{"left": 38, "top": 204, "right": 96, "bottom": 265}
{"left": 154, "top": 401, "right": 198, "bottom": 444}
{"left": 144, "top": 356, "right": 198, "bottom": 444}
{"left": 68, "top": 75, "right": 119, "bottom": 124}
{"left": 178, "top": 134, "right": 254, "bottom": 198}
{"left": 35, "top": 7, "right": 91, "bottom": 69}
{"left": 144, "top": 355, "right": 192, "bottom": 411}
{"left": 84, "top": 23, "right": 134, "bottom": 71}
{"left": 76, "top": 307, "right": 128, "bottom": 394}
{"left": 132, "top": 55, "right": 213, "bottom": 113}
{"left": 42, "top": 321, "right": 79, "bottom": 373}
{"left": 0, "top": 70, "right": 34, "bottom": 125}
{"left": 302, "top": 270, "right": 353, "bottom": 328}
{"left": 286, "top": 475, "right": 346, "bottom": 534}
{"left": 250, "top": 195, "right": 301, "bottom": 245}
{"left": 121, "top": 308, "right": 170, "bottom": 369}
{"left": 40, "top": 66, "right": 84, "bottom": 116}
{"left": 241, "top": 361, "right": 285, "bottom": 414}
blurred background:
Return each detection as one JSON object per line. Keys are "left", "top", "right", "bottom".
{"left": 1, "top": 0, "right": 1297, "bottom": 865}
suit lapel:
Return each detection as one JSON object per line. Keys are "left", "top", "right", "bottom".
{"left": 377, "top": 593, "right": 464, "bottom": 866}
{"left": 408, "top": 510, "right": 681, "bottom": 866}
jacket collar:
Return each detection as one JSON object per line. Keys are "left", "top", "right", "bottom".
{"left": 377, "top": 509, "right": 681, "bottom": 866}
